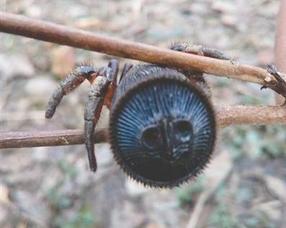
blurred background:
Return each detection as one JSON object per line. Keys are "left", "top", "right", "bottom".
{"left": 0, "top": 0, "right": 286, "bottom": 227}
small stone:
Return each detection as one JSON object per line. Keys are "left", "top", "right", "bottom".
{"left": 189, "top": 3, "right": 208, "bottom": 15}
{"left": 25, "top": 5, "right": 42, "bottom": 18}
{"left": 0, "top": 183, "right": 10, "bottom": 204}
{"left": 146, "top": 223, "right": 166, "bottom": 228}
{"left": 265, "top": 175, "right": 286, "bottom": 201}
{"left": 0, "top": 54, "right": 35, "bottom": 81}
{"left": 212, "top": 2, "right": 236, "bottom": 14}
{"left": 67, "top": 5, "right": 88, "bottom": 18}
{"left": 256, "top": 201, "right": 282, "bottom": 221}
{"left": 24, "top": 76, "right": 57, "bottom": 97}
{"left": 31, "top": 147, "right": 49, "bottom": 161}
{"left": 221, "top": 14, "right": 237, "bottom": 27}
{"left": 74, "top": 17, "right": 103, "bottom": 29}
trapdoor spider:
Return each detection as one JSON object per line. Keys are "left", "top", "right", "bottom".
{"left": 45, "top": 43, "right": 229, "bottom": 187}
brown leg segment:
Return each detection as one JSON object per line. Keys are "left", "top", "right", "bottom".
{"left": 170, "top": 42, "right": 230, "bottom": 60}
{"left": 107, "top": 59, "right": 119, "bottom": 82}
{"left": 169, "top": 42, "right": 228, "bottom": 97}
{"left": 266, "top": 64, "right": 286, "bottom": 100}
{"left": 45, "top": 65, "right": 102, "bottom": 119}
{"left": 103, "top": 59, "right": 120, "bottom": 109}
{"left": 84, "top": 59, "right": 119, "bottom": 172}
{"left": 84, "top": 76, "right": 110, "bottom": 172}
{"left": 46, "top": 60, "right": 119, "bottom": 172}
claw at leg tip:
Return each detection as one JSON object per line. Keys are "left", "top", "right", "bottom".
{"left": 90, "top": 164, "right": 97, "bottom": 172}
{"left": 45, "top": 109, "right": 54, "bottom": 119}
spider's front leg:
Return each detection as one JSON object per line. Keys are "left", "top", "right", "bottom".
{"left": 45, "top": 65, "right": 103, "bottom": 118}
{"left": 84, "top": 76, "right": 110, "bottom": 172}
{"left": 84, "top": 60, "right": 118, "bottom": 172}
{"left": 46, "top": 60, "right": 119, "bottom": 172}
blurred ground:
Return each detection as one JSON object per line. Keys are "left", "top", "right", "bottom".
{"left": 0, "top": 0, "right": 286, "bottom": 227}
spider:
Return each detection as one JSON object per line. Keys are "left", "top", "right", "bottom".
{"left": 45, "top": 43, "right": 229, "bottom": 187}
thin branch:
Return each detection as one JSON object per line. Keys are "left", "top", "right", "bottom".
{"left": 0, "top": 129, "right": 108, "bottom": 149}
{"left": 1, "top": 105, "right": 286, "bottom": 149}
{"left": 0, "top": 12, "right": 286, "bottom": 97}
{"left": 216, "top": 105, "right": 286, "bottom": 127}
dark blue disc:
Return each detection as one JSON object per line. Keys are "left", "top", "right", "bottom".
{"left": 110, "top": 70, "right": 216, "bottom": 187}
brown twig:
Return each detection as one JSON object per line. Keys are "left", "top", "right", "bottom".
{"left": 215, "top": 105, "right": 286, "bottom": 127}
{"left": 0, "top": 129, "right": 108, "bottom": 149}
{"left": 1, "top": 105, "right": 286, "bottom": 149}
{"left": 0, "top": 12, "right": 286, "bottom": 97}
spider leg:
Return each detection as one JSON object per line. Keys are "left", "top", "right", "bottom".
{"left": 170, "top": 42, "right": 230, "bottom": 60}
{"left": 103, "top": 59, "right": 119, "bottom": 108}
{"left": 266, "top": 64, "right": 286, "bottom": 99}
{"left": 170, "top": 42, "right": 224, "bottom": 97}
{"left": 118, "top": 63, "right": 133, "bottom": 84}
{"left": 107, "top": 59, "right": 119, "bottom": 83}
{"left": 84, "top": 59, "right": 119, "bottom": 171}
{"left": 45, "top": 65, "right": 103, "bottom": 119}
{"left": 84, "top": 76, "right": 110, "bottom": 172}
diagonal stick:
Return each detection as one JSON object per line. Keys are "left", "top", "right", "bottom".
{"left": 0, "top": 12, "right": 286, "bottom": 96}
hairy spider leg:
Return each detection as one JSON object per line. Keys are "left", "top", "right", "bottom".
{"left": 84, "top": 76, "right": 110, "bottom": 172}
{"left": 45, "top": 60, "right": 119, "bottom": 172}
{"left": 118, "top": 63, "right": 133, "bottom": 83}
{"left": 170, "top": 42, "right": 230, "bottom": 60}
{"left": 169, "top": 42, "right": 231, "bottom": 96}
{"left": 265, "top": 64, "right": 286, "bottom": 100}
{"left": 84, "top": 59, "right": 119, "bottom": 171}
{"left": 45, "top": 65, "right": 103, "bottom": 119}
{"left": 103, "top": 59, "right": 119, "bottom": 109}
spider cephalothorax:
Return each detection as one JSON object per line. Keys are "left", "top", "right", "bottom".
{"left": 46, "top": 43, "right": 227, "bottom": 187}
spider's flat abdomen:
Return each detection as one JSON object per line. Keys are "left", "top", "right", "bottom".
{"left": 110, "top": 65, "right": 216, "bottom": 188}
